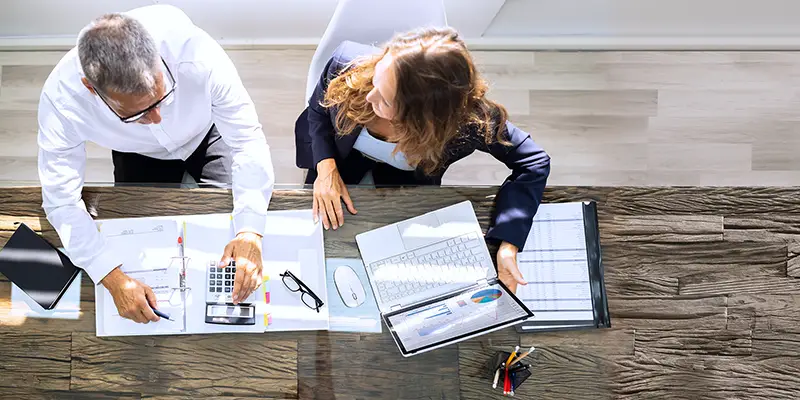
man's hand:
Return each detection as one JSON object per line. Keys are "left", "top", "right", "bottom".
{"left": 497, "top": 241, "right": 526, "bottom": 294}
{"left": 220, "top": 231, "right": 263, "bottom": 305}
{"left": 101, "top": 267, "right": 160, "bottom": 323}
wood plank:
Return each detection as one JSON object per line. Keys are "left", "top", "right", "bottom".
{"left": 752, "top": 328, "right": 800, "bottom": 359}
{"left": 0, "top": 186, "right": 613, "bottom": 219}
{"left": 634, "top": 329, "right": 752, "bottom": 357}
{"left": 725, "top": 214, "right": 800, "bottom": 234}
{"left": 0, "top": 329, "right": 72, "bottom": 390}
{"left": 790, "top": 241, "right": 800, "bottom": 277}
{"left": 603, "top": 187, "right": 800, "bottom": 216}
{"left": 70, "top": 333, "right": 297, "bottom": 398}
{"left": 297, "top": 331, "right": 459, "bottom": 399}
{"left": 727, "top": 294, "right": 800, "bottom": 331}
{"left": 680, "top": 277, "right": 800, "bottom": 296}
{"left": 602, "top": 241, "right": 788, "bottom": 285}
{"left": 614, "top": 354, "right": 800, "bottom": 399}
{"left": 604, "top": 274, "right": 680, "bottom": 296}
{"left": 528, "top": 89, "right": 658, "bottom": 117}
{"left": 609, "top": 296, "right": 729, "bottom": 330}
{"left": 600, "top": 214, "right": 724, "bottom": 243}
{"left": 141, "top": 396, "right": 276, "bottom": 400}
{"left": 0, "top": 389, "right": 140, "bottom": 400}
{"left": 520, "top": 328, "right": 634, "bottom": 355}
{"left": 0, "top": 215, "right": 52, "bottom": 231}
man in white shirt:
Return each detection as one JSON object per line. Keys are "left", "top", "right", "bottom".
{"left": 37, "top": 5, "right": 274, "bottom": 323}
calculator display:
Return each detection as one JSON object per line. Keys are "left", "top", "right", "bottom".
{"left": 208, "top": 305, "right": 253, "bottom": 317}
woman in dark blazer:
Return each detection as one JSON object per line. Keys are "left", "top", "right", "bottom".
{"left": 294, "top": 27, "right": 550, "bottom": 292}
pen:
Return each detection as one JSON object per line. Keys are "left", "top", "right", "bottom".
{"left": 152, "top": 306, "right": 172, "bottom": 321}
{"left": 492, "top": 366, "right": 501, "bottom": 389}
{"left": 508, "top": 346, "right": 535, "bottom": 368}
{"left": 509, "top": 363, "right": 530, "bottom": 374}
{"left": 510, "top": 371, "right": 516, "bottom": 396}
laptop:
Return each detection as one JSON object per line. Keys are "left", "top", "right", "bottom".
{"left": 355, "top": 200, "right": 533, "bottom": 357}
{"left": 0, "top": 223, "right": 81, "bottom": 310}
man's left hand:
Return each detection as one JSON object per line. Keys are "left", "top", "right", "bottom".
{"left": 220, "top": 231, "right": 263, "bottom": 305}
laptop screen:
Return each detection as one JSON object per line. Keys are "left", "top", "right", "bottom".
{"left": 384, "top": 280, "right": 532, "bottom": 355}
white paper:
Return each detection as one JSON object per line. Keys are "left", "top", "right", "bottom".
{"left": 516, "top": 202, "right": 595, "bottom": 323}
{"left": 95, "top": 218, "right": 186, "bottom": 336}
{"left": 10, "top": 271, "right": 82, "bottom": 319}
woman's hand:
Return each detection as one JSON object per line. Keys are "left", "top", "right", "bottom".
{"left": 313, "top": 159, "right": 357, "bottom": 230}
{"left": 497, "top": 241, "right": 526, "bottom": 293}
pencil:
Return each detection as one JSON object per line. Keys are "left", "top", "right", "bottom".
{"left": 505, "top": 345, "right": 520, "bottom": 367}
{"left": 492, "top": 365, "right": 501, "bottom": 388}
{"left": 508, "top": 346, "right": 535, "bottom": 368}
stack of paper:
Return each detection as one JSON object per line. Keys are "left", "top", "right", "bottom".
{"left": 516, "top": 202, "right": 599, "bottom": 331}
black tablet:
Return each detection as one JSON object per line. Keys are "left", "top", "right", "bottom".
{"left": 0, "top": 223, "right": 81, "bottom": 310}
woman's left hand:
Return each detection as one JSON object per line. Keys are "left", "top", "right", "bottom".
{"left": 497, "top": 241, "right": 526, "bottom": 294}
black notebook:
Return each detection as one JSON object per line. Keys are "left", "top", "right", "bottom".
{"left": 0, "top": 223, "right": 81, "bottom": 310}
{"left": 513, "top": 201, "right": 610, "bottom": 333}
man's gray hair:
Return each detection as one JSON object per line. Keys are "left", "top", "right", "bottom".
{"left": 78, "top": 13, "right": 160, "bottom": 95}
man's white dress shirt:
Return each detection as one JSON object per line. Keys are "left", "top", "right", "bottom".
{"left": 37, "top": 5, "right": 275, "bottom": 284}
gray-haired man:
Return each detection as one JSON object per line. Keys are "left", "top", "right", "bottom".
{"left": 37, "top": 5, "right": 274, "bottom": 323}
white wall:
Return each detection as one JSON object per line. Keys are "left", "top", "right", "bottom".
{"left": 3, "top": 0, "right": 800, "bottom": 50}
{"left": 486, "top": 0, "right": 800, "bottom": 37}
{"left": 0, "top": 0, "right": 504, "bottom": 47}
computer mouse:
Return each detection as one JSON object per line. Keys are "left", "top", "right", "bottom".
{"left": 334, "top": 265, "right": 366, "bottom": 308}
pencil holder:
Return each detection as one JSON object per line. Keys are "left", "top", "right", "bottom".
{"left": 486, "top": 351, "right": 532, "bottom": 394}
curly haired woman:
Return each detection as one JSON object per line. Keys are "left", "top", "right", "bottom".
{"left": 294, "top": 27, "right": 551, "bottom": 292}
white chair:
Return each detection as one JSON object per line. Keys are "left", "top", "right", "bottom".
{"left": 304, "top": 0, "right": 447, "bottom": 185}
{"left": 305, "top": 0, "right": 448, "bottom": 102}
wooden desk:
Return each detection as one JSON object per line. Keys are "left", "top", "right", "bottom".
{"left": 1, "top": 186, "right": 800, "bottom": 399}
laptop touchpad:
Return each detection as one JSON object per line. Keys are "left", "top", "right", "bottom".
{"left": 398, "top": 212, "right": 443, "bottom": 250}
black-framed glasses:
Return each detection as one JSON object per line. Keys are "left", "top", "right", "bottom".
{"left": 280, "top": 270, "right": 324, "bottom": 312}
{"left": 96, "top": 57, "right": 177, "bottom": 123}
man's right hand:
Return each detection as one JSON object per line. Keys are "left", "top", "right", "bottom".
{"left": 101, "top": 267, "right": 160, "bottom": 323}
{"left": 313, "top": 158, "right": 357, "bottom": 230}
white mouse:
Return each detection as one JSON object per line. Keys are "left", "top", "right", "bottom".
{"left": 334, "top": 265, "right": 366, "bottom": 308}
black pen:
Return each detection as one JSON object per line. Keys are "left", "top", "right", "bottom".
{"left": 151, "top": 306, "right": 172, "bottom": 321}
{"left": 509, "top": 363, "right": 530, "bottom": 374}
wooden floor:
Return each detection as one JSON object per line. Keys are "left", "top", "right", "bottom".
{"left": 3, "top": 185, "right": 800, "bottom": 399}
{"left": 3, "top": 50, "right": 800, "bottom": 186}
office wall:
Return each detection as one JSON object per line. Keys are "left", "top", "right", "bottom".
{"left": 0, "top": 0, "right": 503, "bottom": 47}
{"left": 3, "top": 0, "right": 800, "bottom": 49}
{"left": 486, "top": 0, "right": 800, "bottom": 37}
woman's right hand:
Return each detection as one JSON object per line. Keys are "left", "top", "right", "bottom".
{"left": 313, "top": 159, "right": 357, "bottom": 230}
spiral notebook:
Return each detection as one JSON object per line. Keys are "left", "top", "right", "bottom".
{"left": 514, "top": 201, "right": 610, "bottom": 333}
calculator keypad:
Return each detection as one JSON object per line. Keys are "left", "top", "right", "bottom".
{"left": 207, "top": 259, "right": 252, "bottom": 304}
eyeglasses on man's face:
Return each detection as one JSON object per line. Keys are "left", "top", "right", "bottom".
{"left": 280, "top": 269, "right": 324, "bottom": 312}
{"left": 95, "top": 57, "right": 177, "bottom": 123}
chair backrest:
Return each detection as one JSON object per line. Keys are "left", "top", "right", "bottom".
{"left": 305, "top": 0, "right": 448, "bottom": 102}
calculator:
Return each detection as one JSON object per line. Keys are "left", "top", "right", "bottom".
{"left": 204, "top": 260, "right": 256, "bottom": 325}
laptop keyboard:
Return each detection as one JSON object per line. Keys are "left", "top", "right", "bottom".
{"left": 369, "top": 232, "right": 490, "bottom": 304}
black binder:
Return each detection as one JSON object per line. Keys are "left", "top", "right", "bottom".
{"left": 514, "top": 201, "right": 610, "bottom": 333}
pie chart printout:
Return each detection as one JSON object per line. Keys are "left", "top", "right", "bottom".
{"left": 470, "top": 288, "right": 502, "bottom": 304}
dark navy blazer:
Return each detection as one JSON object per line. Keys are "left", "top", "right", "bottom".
{"left": 294, "top": 41, "right": 551, "bottom": 250}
